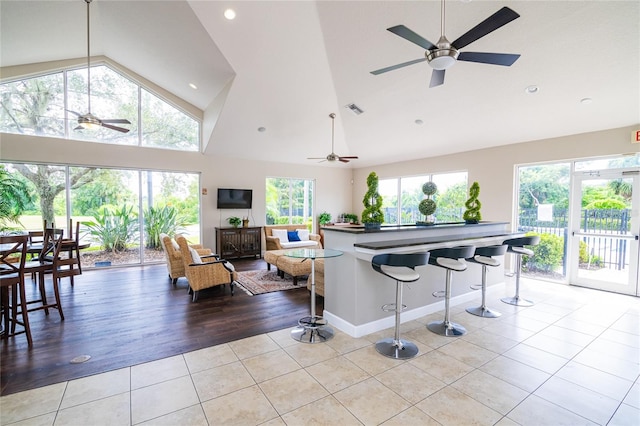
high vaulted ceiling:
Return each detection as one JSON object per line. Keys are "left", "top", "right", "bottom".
{"left": 2, "top": 1, "right": 638, "bottom": 167}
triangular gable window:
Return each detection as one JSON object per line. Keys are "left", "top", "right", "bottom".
{"left": 1, "top": 64, "right": 199, "bottom": 152}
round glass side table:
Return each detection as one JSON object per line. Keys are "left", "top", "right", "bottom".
{"left": 284, "top": 248, "right": 343, "bottom": 343}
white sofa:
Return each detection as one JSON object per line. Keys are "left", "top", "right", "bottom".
{"left": 263, "top": 225, "right": 321, "bottom": 251}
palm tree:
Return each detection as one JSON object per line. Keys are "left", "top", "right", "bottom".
{"left": 609, "top": 179, "right": 632, "bottom": 202}
{"left": 0, "top": 165, "right": 30, "bottom": 230}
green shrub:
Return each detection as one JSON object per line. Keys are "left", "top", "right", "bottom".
{"left": 523, "top": 232, "right": 564, "bottom": 273}
{"left": 144, "top": 205, "right": 188, "bottom": 249}
{"left": 585, "top": 199, "right": 627, "bottom": 210}
{"left": 579, "top": 240, "right": 589, "bottom": 263}
{"left": 84, "top": 205, "right": 138, "bottom": 252}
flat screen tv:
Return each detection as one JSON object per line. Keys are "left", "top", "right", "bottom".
{"left": 217, "top": 188, "right": 253, "bottom": 209}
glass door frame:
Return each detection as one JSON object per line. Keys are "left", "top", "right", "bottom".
{"left": 568, "top": 168, "right": 639, "bottom": 295}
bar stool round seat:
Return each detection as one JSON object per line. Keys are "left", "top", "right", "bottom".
{"left": 427, "top": 245, "right": 476, "bottom": 337}
{"left": 501, "top": 236, "right": 540, "bottom": 307}
{"left": 372, "top": 252, "right": 430, "bottom": 359}
{"left": 466, "top": 244, "right": 507, "bottom": 318}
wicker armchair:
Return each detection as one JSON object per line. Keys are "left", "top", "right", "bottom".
{"left": 176, "top": 235, "right": 237, "bottom": 302}
{"left": 160, "top": 233, "right": 214, "bottom": 284}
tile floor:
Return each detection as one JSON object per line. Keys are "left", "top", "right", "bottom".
{"left": 1, "top": 278, "right": 639, "bottom": 426}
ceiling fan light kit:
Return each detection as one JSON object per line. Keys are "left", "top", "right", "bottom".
{"left": 371, "top": 0, "right": 521, "bottom": 88}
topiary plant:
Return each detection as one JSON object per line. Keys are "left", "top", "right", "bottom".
{"left": 463, "top": 181, "right": 482, "bottom": 223}
{"left": 361, "top": 171, "right": 384, "bottom": 229}
{"left": 418, "top": 181, "right": 438, "bottom": 225}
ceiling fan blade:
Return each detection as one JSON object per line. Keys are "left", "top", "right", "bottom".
{"left": 101, "top": 118, "right": 131, "bottom": 124}
{"left": 370, "top": 58, "right": 427, "bottom": 75}
{"left": 451, "top": 7, "right": 520, "bottom": 50}
{"left": 67, "top": 110, "right": 82, "bottom": 117}
{"left": 307, "top": 157, "right": 326, "bottom": 160}
{"left": 339, "top": 158, "right": 350, "bottom": 163}
{"left": 387, "top": 25, "right": 436, "bottom": 50}
{"left": 458, "top": 52, "right": 520, "bottom": 66}
{"left": 101, "top": 123, "right": 130, "bottom": 133}
{"left": 73, "top": 125, "right": 84, "bottom": 131}
{"left": 429, "top": 69, "right": 445, "bottom": 88}
{"left": 339, "top": 156, "right": 358, "bottom": 160}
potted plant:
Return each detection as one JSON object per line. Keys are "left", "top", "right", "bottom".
{"left": 417, "top": 181, "right": 437, "bottom": 226}
{"left": 227, "top": 216, "right": 241, "bottom": 228}
{"left": 361, "top": 172, "right": 384, "bottom": 230}
{"left": 318, "top": 211, "right": 332, "bottom": 227}
{"left": 463, "top": 181, "right": 482, "bottom": 224}
{"left": 341, "top": 213, "right": 359, "bottom": 224}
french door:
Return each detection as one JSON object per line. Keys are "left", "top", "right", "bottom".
{"left": 569, "top": 169, "right": 639, "bottom": 295}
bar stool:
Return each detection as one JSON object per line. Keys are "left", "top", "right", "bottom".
{"left": 501, "top": 236, "right": 540, "bottom": 307}
{"left": 372, "top": 252, "right": 430, "bottom": 359}
{"left": 427, "top": 245, "right": 476, "bottom": 337}
{"left": 466, "top": 244, "right": 507, "bottom": 318}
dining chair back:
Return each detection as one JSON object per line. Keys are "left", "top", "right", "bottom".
{"left": 22, "top": 229, "right": 65, "bottom": 320}
{"left": 0, "top": 234, "right": 33, "bottom": 346}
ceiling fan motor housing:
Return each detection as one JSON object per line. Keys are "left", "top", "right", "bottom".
{"left": 426, "top": 36, "right": 459, "bottom": 70}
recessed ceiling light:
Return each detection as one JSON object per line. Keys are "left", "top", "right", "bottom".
{"left": 580, "top": 97, "right": 593, "bottom": 105}
{"left": 258, "top": 127, "right": 266, "bottom": 132}
{"left": 415, "top": 119, "right": 424, "bottom": 125}
{"left": 189, "top": 83, "right": 197, "bottom": 90}
{"left": 525, "top": 85, "right": 539, "bottom": 94}
{"left": 224, "top": 9, "right": 236, "bottom": 20}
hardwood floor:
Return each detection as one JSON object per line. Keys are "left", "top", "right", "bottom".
{"left": 0, "top": 259, "right": 322, "bottom": 396}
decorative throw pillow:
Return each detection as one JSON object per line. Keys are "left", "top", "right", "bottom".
{"left": 287, "top": 230, "right": 301, "bottom": 242}
{"left": 189, "top": 247, "right": 203, "bottom": 264}
{"left": 171, "top": 238, "right": 179, "bottom": 250}
{"left": 223, "top": 261, "right": 235, "bottom": 272}
{"left": 271, "top": 229, "right": 289, "bottom": 243}
{"left": 296, "top": 229, "right": 310, "bottom": 241}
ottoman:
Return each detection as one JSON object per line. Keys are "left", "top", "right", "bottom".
{"left": 264, "top": 250, "right": 312, "bottom": 286}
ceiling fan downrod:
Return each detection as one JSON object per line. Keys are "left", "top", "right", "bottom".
{"left": 85, "top": 0, "right": 92, "bottom": 114}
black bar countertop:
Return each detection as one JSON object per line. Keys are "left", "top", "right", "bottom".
{"left": 321, "top": 221, "right": 518, "bottom": 251}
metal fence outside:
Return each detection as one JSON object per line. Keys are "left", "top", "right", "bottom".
{"left": 518, "top": 208, "right": 632, "bottom": 271}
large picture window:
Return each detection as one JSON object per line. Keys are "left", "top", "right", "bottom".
{"left": 266, "top": 177, "right": 314, "bottom": 230}
{"left": 380, "top": 172, "right": 468, "bottom": 225}
{"left": 1, "top": 161, "right": 201, "bottom": 267}
{"left": 1, "top": 64, "right": 199, "bottom": 151}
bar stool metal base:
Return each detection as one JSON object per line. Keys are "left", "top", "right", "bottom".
{"left": 501, "top": 296, "right": 534, "bottom": 307}
{"left": 291, "top": 315, "right": 334, "bottom": 343}
{"left": 466, "top": 306, "right": 502, "bottom": 318}
{"left": 427, "top": 320, "right": 467, "bottom": 336}
{"left": 375, "top": 338, "right": 419, "bottom": 359}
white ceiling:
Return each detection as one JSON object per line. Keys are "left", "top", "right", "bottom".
{"left": 2, "top": 1, "right": 639, "bottom": 168}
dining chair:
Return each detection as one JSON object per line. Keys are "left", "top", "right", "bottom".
{"left": 0, "top": 234, "right": 33, "bottom": 346}
{"left": 54, "top": 221, "right": 82, "bottom": 287}
{"left": 22, "top": 229, "right": 65, "bottom": 320}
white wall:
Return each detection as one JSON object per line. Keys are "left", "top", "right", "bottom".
{"left": 351, "top": 125, "right": 639, "bottom": 227}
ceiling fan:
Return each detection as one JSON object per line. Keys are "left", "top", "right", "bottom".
{"left": 69, "top": 0, "right": 131, "bottom": 133}
{"left": 370, "top": 0, "right": 521, "bottom": 88}
{"left": 307, "top": 113, "right": 358, "bottom": 163}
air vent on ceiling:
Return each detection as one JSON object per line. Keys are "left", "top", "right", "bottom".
{"left": 345, "top": 103, "right": 364, "bottom": 115}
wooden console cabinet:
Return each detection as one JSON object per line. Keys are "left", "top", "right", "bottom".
{"left": 216, "top": 227, "right": 262, "bottom": 259}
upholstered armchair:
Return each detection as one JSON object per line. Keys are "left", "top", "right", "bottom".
{"left": 160, "top": 233, "right": 214, "bottom": 285}
{"left": 176, "top": 235, "right": 237, "bottom": 302}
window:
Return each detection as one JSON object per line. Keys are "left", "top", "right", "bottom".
{"left": 380, "top": 172, "right": 468, "bottom": 225}
{"left": 1, "top": 64, "right": 199, "bottom": 151}
{"left": 1, "top": 161, "right": 201, "bottom": 267}
{"left": 266, "top": 177, "right": 314, "bottom": 229}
